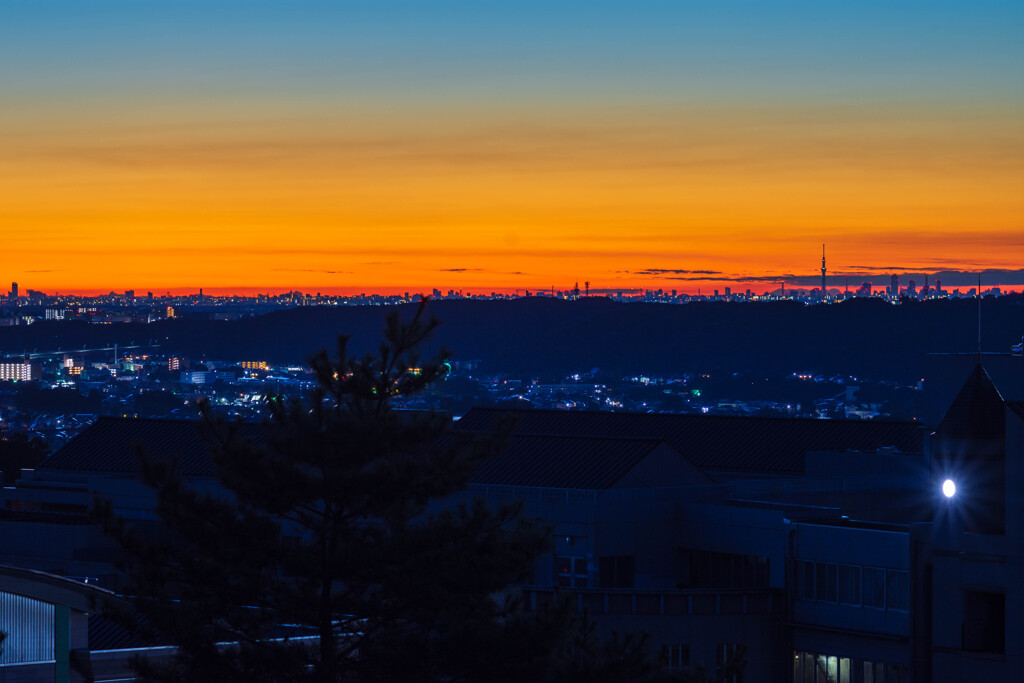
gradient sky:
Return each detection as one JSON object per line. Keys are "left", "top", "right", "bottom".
{"left": 2, "top": 0, "right": 1022, "bottom": 295}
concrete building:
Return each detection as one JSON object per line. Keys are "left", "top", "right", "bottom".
{"left": 0, "top": 564, "right": 167, "bottom": 683}
{"left": 0, "top": 362, "right": 35, "bottom": 382}
{"left": 0, "top": 361, "right": 1020, "bottom": 680}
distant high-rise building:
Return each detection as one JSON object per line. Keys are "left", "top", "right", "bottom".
{"left": 0, "top": 362, "right": 33, "bottom": 381}
{"left": 935, "top": 279, "right": 942, "bottom": 294}
{"left": 821, "top": 244, "right": 827, "bottom": 300}
{"left": 889, "top": 274, "right": 899, "bottom": 299}
{"left": 907, "top": 280, "right": 917, "bottom": 298}
{"left": 10, "top": 282, "right": 17, "bottom": 298}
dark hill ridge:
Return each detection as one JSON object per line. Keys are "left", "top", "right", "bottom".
{"left": 1, "top": 296, "right": 1022, "bottom": 381}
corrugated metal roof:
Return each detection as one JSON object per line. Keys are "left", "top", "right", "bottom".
{"left": 471, "top": 434, "right": 666, "bottom": 489}
{"left": 455, "top": 408, "right": 922, "bottom": 474}
{"left": 41, "top": 417, "right": 264, "bottom": 478}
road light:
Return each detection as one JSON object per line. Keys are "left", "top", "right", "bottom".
{"left": 942, "top": 479, "right": 956, "bottom": 498}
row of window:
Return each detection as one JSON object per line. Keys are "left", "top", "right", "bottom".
{"left": 678, "top": 548, "right": 770, "bottom": 590}
{"left": 557, "top": 550, "right": 769, "bottom": 591}
{"left": 794, "top": 651, "right": 908, "bottom": 683}
{"left": 554, "top": 555, "right": 636, "bottom": 589}
{"left": 794, "top": 560, "right": 909, "bottom": 611}
{"left": 665, "top": 642, "right": 744, "bottom": 683}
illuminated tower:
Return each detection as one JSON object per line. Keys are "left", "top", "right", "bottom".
{"left": 821, "top": 244, "right": 827, "bottom": 301}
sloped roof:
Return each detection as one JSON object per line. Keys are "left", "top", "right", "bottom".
{"left": 41, "top": 417, "right": 264, "bottom": 477}
{"left": 470, "top": 434, "right": 673, "bottom": 489}
{"left": 88, "top": 613, "right": 158, "bottom": 650}
{"left": 934, "top": 364, "right": 1005, "bottom": 441}
{"left": 455, "top": 408, "right": 922, "bottom": 473}
{"left": 0, "top": 564, "right": 117, "bottom": 615}
{"left": 40, "top": 416, "right": 692, "bottom": 492}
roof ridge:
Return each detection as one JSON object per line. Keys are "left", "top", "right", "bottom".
{"left": 460, "top": 406, "right": 916, "bottom": 427}
{"left": 501, "top": 432, "right": 668, "bottom": 444}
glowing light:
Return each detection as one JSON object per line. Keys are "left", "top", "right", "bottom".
{"left": 942, "top": 479, "right": 956, "bottom": 498}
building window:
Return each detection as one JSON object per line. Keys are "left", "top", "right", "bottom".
{"left": 884, "top": 569, "right": 910, "bottom": 611}
{"left": 796, "top": 651, "right": 901, "bottom": 683}
{"left": 798, "top": 560, "right": 815, "bottom": 600}
{"left": 554, "top": 556, "right": 588, "bottom": 588}
{"left": 963, "top": 590, "right": 1005, "bottom": 654}
{"left": 598, "top": 555, "right": 635, "bottom": 589}
{"left": 665, "top": 643, "right": 689, "bottom": 670}
{"left": 717, "top": 643, "right": 746, "bottom": 683}
{"left": 795, "top": 560, "right": 905, "bottom": 612}
{"left": 863, "top": 567, "right": 886, "bottom": 609}
{"left": 838, "top": 565, "right": 861, "bottom": 605}
{"left": 680, "top": 549, "right": 770, "bottom": 589}
{"left": 815, "top": 562, "right": 827, "bottom": 601}
{"left": 807, "top": 561, "right": 839, "bottom": 603}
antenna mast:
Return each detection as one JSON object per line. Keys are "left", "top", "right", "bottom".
{"left": 977, "top": 273, "right": 982, "bottom": 360}
{"left": 821, "top": 243, "right": 827, "bottom": 302}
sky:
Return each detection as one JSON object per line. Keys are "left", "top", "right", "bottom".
{"left": 2, "top": 1, "right": 1022, "bottom": 296}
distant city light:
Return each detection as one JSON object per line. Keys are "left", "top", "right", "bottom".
{"left": 942, "top": 479, "right": 956, "bottom": 498}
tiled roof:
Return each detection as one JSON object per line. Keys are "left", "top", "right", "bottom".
{"left": 934, "top": 364, "right": 1005, "bottom": 440}
{"left": 88, "top": 613, "right": 158, "bottom": 650}
{"left": 40, "top": 416, "right": 686, "bottom": 491}
{"left": 470, "top": 434, "right": 669, "bottom": 489}
{"left": 41, "top": 417, "right": 264, "bottom": 477}
{"left": 455, "top": 408, "right": 922, "bottom": 473}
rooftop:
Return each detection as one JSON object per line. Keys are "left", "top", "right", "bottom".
{"left": 456, "top": 408, "right": 922, "bottom": 474}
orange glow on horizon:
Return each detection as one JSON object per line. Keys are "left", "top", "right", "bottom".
{"left": 3, "top": 103, "right": 1022, "bottom": 295}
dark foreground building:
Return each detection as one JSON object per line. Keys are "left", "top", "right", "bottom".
{"left": 1, "top": 361, "right": 1020, "bottom": 682}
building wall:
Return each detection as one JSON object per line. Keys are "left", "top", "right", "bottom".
{"left": 928, "top": 406, "right": 1024, "bottom": 682}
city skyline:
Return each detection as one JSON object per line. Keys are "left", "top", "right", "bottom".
{"left": 5, "top": 260, "right": 1024, "bottom": 300}
{"left": 3, "top": 1, "right": 1022, "bottom": 295}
